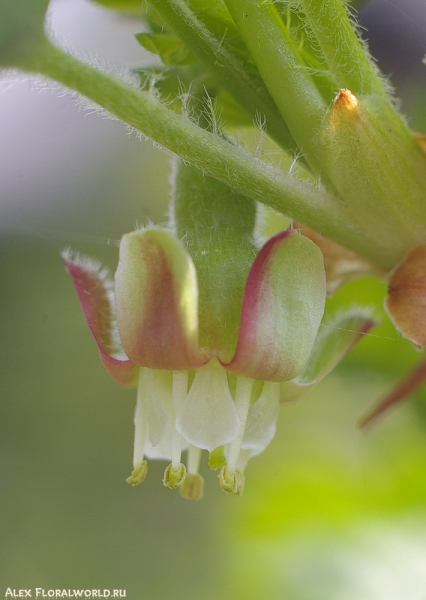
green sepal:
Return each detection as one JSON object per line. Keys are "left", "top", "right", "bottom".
{"left": 115, "top": 227, "right": 204, "bottom": 370}
{"left": 226, "top": 230, "right": 326, "bottom": 382}
{"left": 294, "top": 306, "right": 377, "bottom": 386}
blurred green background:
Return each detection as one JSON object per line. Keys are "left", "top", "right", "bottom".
{"left": 2, "top": 1, "right": 426, "bottom": 598}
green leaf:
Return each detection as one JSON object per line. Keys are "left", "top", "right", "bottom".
{"left": 0, "top": 0, "right": 50, "bottom": 68}
{"left": 136, "top": 64, "right": 252, "bottom": 128}
{"left": 136, "top": 63, "right": 212, "bottom": 113}
{"left": 136, "top": 32, "right": 197, "bottom": 66}
{"left": 215, "top": 90, "right": 252, "bottom": 128}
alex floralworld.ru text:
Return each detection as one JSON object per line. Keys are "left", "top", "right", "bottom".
{"left": 5, "top": 590, "right": 126, "bottom": 598}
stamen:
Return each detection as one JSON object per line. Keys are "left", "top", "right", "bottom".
{"left": 218, "top": 466, "right": 244, "bottom": 496}
{"left": 219, "top": 375, "right": 253, "bottom": 495}
{"left": 180, "top": 445, "right": 204, "bottom": 500}
{"left": 126, "top": 462, "right": 148, "bottom": 486}
{"left": 171, "top": 370, "right": 188, "bottom": 470}
{"left": 163, "top": 462, "right": 186, "bottom": 489}
{"left": 180, "top": 473, "right": 204, "bottom": 500}
{"left": 163, "top": 370, "right": 188, "bottom": 489}
{"left": 187, "top": 444, "right": 202, "bottom": 475}
{"left": 226, "top": 375, "right": 254, "bottom": 474}
{"left": 126, "top": 368, "right": 148, "bottom": 486}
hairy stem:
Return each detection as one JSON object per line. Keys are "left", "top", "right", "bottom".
{"left": 223, "top": 0, "right": 327, "bottom": 167}
{"left": 146, "top": 0, "right": 298, "bottom": 153}
{"left": 22, "top": 40, "right": 401, "bottom": 268}
{"left": 297, "top": 0, "right": 388, "bottom": 97}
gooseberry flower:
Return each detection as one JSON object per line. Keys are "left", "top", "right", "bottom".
{"left": 63, "top": 227, "right": 375, "bottom": 498}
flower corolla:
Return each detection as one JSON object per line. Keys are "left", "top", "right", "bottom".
{"left": 63, "top": 227, "right": 374, "bottom": 498}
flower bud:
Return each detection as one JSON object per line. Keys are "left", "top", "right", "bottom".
{"left": 318, "top": 90, "right": 426, "bottom": 268}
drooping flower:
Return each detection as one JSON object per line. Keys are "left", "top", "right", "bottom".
{"left": 63, "top": 226, "right": 375, "bottom": 498}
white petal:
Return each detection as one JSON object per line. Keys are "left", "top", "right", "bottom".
{"left": 153, "top": 370, "right": 173, "bottom": 417}
{"left": 139, "top": 368, "right": 168, "bottom": 447}
{"left": 176, "top": 359, "right": 239, "bottom": 452}
{"left": 242, "top": 381, "right": 280, "bottom": 456}
{"left": 133, "top": 393, "right": 147, "bottom": 468}
{"left": 144, "top": 418, "right": 182, "bottom": 460}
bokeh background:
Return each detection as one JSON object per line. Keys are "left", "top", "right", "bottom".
{"left": 1, "top": 1, "right": 426, "bottom": 598}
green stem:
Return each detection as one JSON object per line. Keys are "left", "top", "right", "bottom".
{"left": 22, "top": 40, "right": 400, "bottom": 268}
{"left": 223, "top": 0, "right": 327, "bottom": 166}
{"left": 297, "top": 0, "right": 388, "bottom": 97}
{"left": 146, "top": 0, "right": 297, "bottom": 153}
